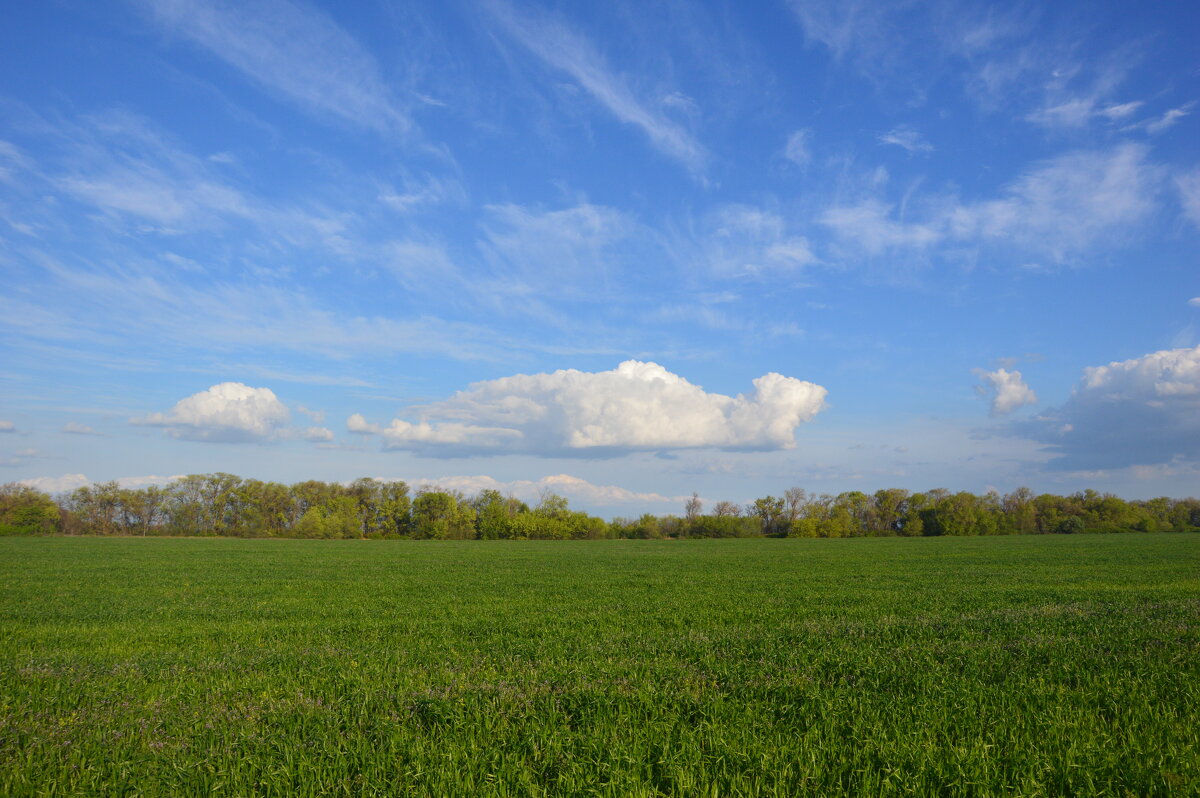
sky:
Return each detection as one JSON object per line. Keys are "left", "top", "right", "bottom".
{"left": 2, "top": 0, "right": 1199, "bottom": 516}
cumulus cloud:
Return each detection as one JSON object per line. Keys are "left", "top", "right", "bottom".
{"left": 973, "top": 368, "right": 1037, "bottom": 416}
{"left": 400, "top": 473, "right": 687, "bottom": 507}
{"left": 0, "top": 420, "right": 14, "bottom": 433}
{"left": 19, "top": 473, "right": 91, "bottom": 494}
{"left": 133, "top": 382, "right": 291, "bottom": 442}
{"left": 1015, "top": 345, "right": 1200, "bottom": 470}
{"left": 302, "top": 426, "right": 335, "bottom": 442}
{"left": 18, "top": 473, "right": 185, "bottom": 494}
{"left": 349, "top": 360, "right": 828, "bottom": 457}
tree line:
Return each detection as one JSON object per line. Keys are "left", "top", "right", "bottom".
{"left": 1, "top": 475, "right": 1198, "bottom": 539}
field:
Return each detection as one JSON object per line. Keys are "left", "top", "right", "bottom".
{"left": 1, "top": 535, "right": 1198, "bottom": 796}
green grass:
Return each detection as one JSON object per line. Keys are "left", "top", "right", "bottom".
{"left": 1, "top": 535, "right": 1198, "bottom": 796}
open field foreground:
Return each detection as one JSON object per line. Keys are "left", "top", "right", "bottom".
{"left": 2, "top": 535, "right": 1198, "bottom": 796}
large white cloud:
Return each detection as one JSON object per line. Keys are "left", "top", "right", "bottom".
{"left": 398, "top": 473, "right": 688, "bottom": 507}
{"left": 349, "top": 360, "right": 828, "bottom": 456}
{"left": 133, "top": 382, "right": 291, "bottom": 442}
{"left": 1016, "top": 345, "right": 1200, "bottom": 470}
{"left": 973, "top": 368, "right": 1037, "bottom": 416}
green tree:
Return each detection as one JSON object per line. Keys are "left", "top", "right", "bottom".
{"left": 412, "top": 489, "right": 476, "bottom": 539}
{"left": 0, "top": 484, "right": 61, "bottom": 535}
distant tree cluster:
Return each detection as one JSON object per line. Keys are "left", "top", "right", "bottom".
{"left": 0, "top": 475, "right": 609, "bottom": 540}
{"left": 1, "top": 476, "right": 1197, "bottom": 539}
{"left": 656, "top": 487, "right": 1200, "bottom": 538}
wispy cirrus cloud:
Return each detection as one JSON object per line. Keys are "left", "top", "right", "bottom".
{"left": 821, "top": 143, "right": 1162, "bottom": 265}
{"left": 878, "top": 125, "right": 932, "bottom": 155}
{"left": 479, "top": 202, "right": 637, "bottom": 299}
{"left": 485, "top": 0, "right": 707, "bottom": 173}
{"left": 130, "top": 0, "right": 411, "bottom": 135}
{"left": 693, "top": 205, "right": 818, "bottom": 277}
{"left": 5, "top": 108, "right": 362, "bottom": 253}
{"left": 1172, "top": 168, "right": 1200, "bottom": 229}
{"left": 784, "top": 129, "right": 812, "bottom": 167}
{"left": 1141, "top": 103, "right": 1193, "bottom": 134}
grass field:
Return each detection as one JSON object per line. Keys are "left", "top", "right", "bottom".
{"left": 1, "top": 535, "right": 1198, "bottom": 796}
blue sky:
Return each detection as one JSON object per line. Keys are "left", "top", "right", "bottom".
{"left": 2, "top": 0, "right": 1199, "bottom": 515}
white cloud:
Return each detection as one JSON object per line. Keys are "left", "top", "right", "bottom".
{"left": 878, "top": 125, "right": 933, "bottom": 154}
{"left": 949, "top": 144, "right": 1160, "bottom": 259}
{"left": 384, "top": 239, "right": 463, "bottom": 292}
{"left": 1177, "top": 168, "right": 1200, "bottom": 228}
{"left": 0, "top": 420, "right": 14, "bottom": 433}
{"left": 1189, "top": 297, "right": 1200, "bottom": 308}
{"left": 701, "top": 205, "right": 818, "bottom": 275}
{"left": 28, "top": 110, "right": 352, "bottom": 250}
{"left": 295, "top": 405, "right": 325, "bottom": 423}
{"left": 973, "top": 368, "right": 1037, "bottom": 416}
{"left": 115, "top": 474, "right": 188, "bottom": 488}
{"left": 302, "top": 426, "right": 334, "bottom": 442}
{"left": 486, "top": 0, "right": 706, "bottom": 173}
{"left": 400, "top": 473, "right": 686, "bottom": 507}
{"left": 1027, "top": 98, "right": 1101, "bottom": 129}
{"left": 1143, "top": 103, "right": 1193, "bottom": 135}
{"left": 1100, "top": 101, "right": 1143, "bottom": 121}
{"left": 346, "top": 413, "right": 375, "bottom": 435}
{"left": 350, "top": 360, "right": 828, "bottom": 457}
{"left": 821, "top": 199, "right": 940, "bottom": 255}
{"left": 2, "top": 257, "right": 517, "bottom": 364}
{"left": 61, "top": 422, "right": 101, "bottom": 435}
{"left": 480, "top": 203, "right": 635, "bottom": 297}
{"left": 787, "top": 0, "right": 892, "bottom": 63}
{"left": 823, "top": 144, "right": 1161, "bottom": 263}
{"left": 784, "top": 129, "right": 811, "bottom": 167}
{"left": 786, "top": 0, "right": 1032, "bottom": 106}
{"left": 17, "top": 473, "right": 186, "bottom": 494}
{"left": 1016, "top": 345, "right": 1200, "bottom": 470}
{"left": 133, "top": 382, "right": 291, "bottom": 442}
{"left": 379, "top": 174, "right": 464, "bottom": 213}
{"left": 0, "top": 140, "right": 33, "bottom": 184}
{"left": 133, "top": 0, "right": 409, "bottom": 134}
{"left": 18, "top": 474, "right": 91, "bottom": 494}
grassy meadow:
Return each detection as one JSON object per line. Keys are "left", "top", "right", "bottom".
{"left": 1, "top": 534, "right": 1198, "bottom": 796}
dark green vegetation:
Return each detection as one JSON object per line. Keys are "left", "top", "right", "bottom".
{"left": 4, "top": 474, "right": 1200, "bottom": 539}
{"left": 2, "top": 535, "right": 1197, "bottom": 796}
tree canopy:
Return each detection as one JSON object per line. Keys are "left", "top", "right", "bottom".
{"left": 2, "top": 475, "right": 1197, "bottom": 540}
